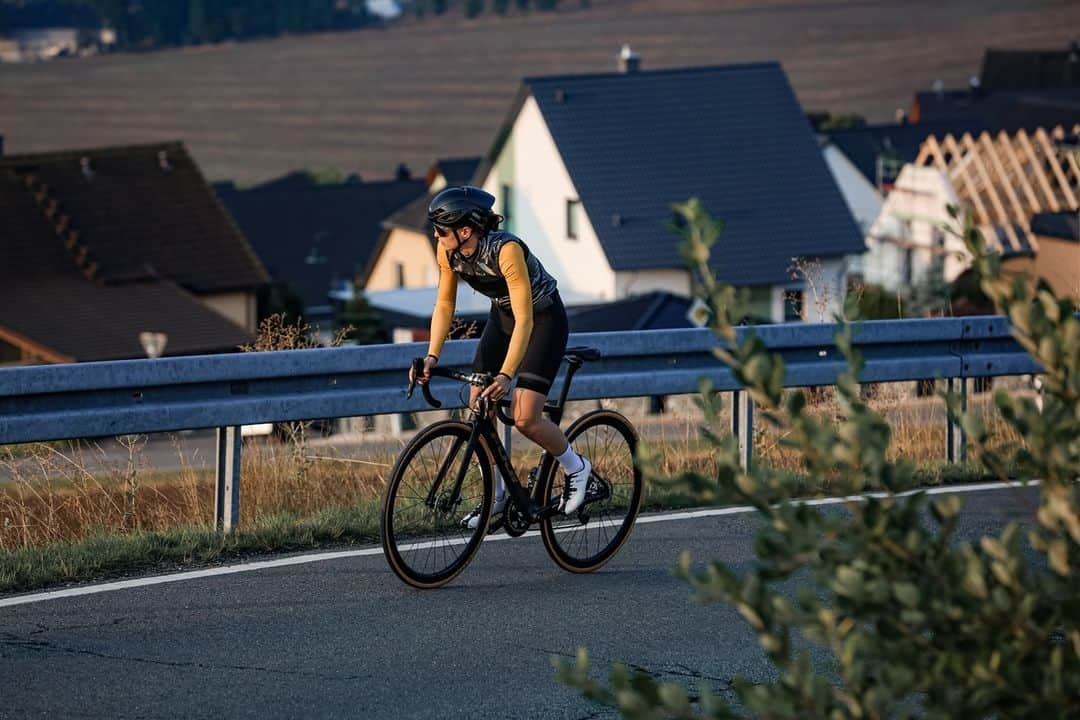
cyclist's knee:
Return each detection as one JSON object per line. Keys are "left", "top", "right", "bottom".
{"left": 514, "top": 414, "right": 540, "bottom": 435}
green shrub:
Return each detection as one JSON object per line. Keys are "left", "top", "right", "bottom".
{"left": 555, "top": 200, "right": 1080, "bottom": 718}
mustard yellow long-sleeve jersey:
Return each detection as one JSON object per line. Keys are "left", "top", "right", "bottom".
{"left": 426, "top": 242, "right": 534, "bottom": 378}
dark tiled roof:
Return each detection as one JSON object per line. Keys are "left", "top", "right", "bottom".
{"left": 388, "top": 156, "right": 482, "bottom": 242}
{"left": 566, "top": 292, "right": 693, "bottom": 333}
{"left": 992, "top": 223, "right": 1037, "bottom": 259}
{"left": 383, "top": 190, "right": 436, "bottom": 235}
{"left": 913, "top": 87, "right": 1080, "bottom": 128}
{"left": 217, "top": 177, "right": 425, "bottom": 312}
{"left": 0, "top": 142, "right": 268, "bottom": 292}
{"left": 1031, "top": 211, "right": 1080, "bottom": 242}
{"left": 512, "top": 63, "right": 862, "bottom": 286}
{"left": 824, "top": 120, "right": 990, "bottom": 186}
{"left": 980, "top": 46, "right": 1080, "bottom": 91}
{"left": 247, "top": 170, "right": 365, "bottom": 192}
{"left": 0, "top": 277, "right": 252, "bottom": 361}
{"left": 433, "top": 157, "right": 481, "bottom": 186}
{"left": 0, "top": 164, "right": 83, "bottom": 280}
{"left": 0, "top": 142, "right": 262, "bottom": 361}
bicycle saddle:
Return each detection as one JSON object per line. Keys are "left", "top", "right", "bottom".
{"left": 565, "top": 346, "right": 601, "bottom": 362}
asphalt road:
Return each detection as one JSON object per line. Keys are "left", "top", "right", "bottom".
{"left": 0, "top": 484, "right": 1039, "bottom": 719}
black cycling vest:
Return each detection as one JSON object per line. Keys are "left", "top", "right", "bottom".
{"left": 448, "top": 230, "right": 559, "bottom": 312}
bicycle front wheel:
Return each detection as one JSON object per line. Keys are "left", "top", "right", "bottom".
{"left": 381, "top": 420, "right": 494, "bottom": 589}
{"left": 539, "top": 410, "right": 643, "bottom": 573}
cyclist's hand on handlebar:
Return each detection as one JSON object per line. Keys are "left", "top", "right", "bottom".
{"left": 480, "top": 373, "right": 511, "bottom": 403}
{"left": 410, "top": 355, "right": 438, "bottom": 385}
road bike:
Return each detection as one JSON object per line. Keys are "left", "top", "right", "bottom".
{"left": 380, "top": 347, "right": 644, "bottom": 589}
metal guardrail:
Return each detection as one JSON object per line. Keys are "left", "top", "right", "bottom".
{"left": 0, "top": 316, "right": 1040, "bottom": 530}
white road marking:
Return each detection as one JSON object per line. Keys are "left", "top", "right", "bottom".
{"left": 0, "top": 479, "right": 1039, "bottom": 609}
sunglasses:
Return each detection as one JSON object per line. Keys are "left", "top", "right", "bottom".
{"left": 433, "top": 223, "right": 452, "bottom": 237}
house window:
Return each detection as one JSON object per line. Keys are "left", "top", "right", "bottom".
{"left": 566, "top": 198, "right": 581, "bottom": 240}
{"left": 784, "top": 289, "right": 804, "bottom": 322}
{"left": 501, "top": 184, "right": 513, "bottom": 231}
{"left": 395, "top": 262, "right": 406, "bottom": 289}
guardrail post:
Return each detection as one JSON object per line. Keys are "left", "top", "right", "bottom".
{"left": 730, "top": 391, "right": 740, "bottom": 439}
{"left": 946, "top": 377, "right": 968, "bottom": 465}
{"left": 734, "top": 391, "right": 753, "bottom": 472}
{"left": 215, "top": 426, "right": 241, "bottom": 531}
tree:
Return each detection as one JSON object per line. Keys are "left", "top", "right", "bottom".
{"left": 811, "top": 111, "right": 869, "bottom": 131}
{"left": 492, "top": 0, "right": 510, "bottom": 14}
{"left": 409, "top": 0, "right": 428, "bottom": 18}
{"left": 263, "top": 280, "right": 305, "bottom": 327}
{"left": 515, "top": 0, "right": 530, "bottom": 11}
{"left": 556, "top": 200, "right": 1080, "bottom": 718}
{"left": 338, "top": 284, "right": 387, "bottom": 345}
{"left": 464, "top": 0, "right": 485, "bottom": 19}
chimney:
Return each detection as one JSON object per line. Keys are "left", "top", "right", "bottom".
{"left": 618, "top": 44, "right": 640, "bottom": 74}
{"left": 968, "top": 74, "right": 981, "bottom": 97}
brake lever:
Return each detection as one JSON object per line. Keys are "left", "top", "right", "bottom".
{"left": 406, "top": 357, "right": 443, "bottom": 408}
{"left": 406, "top": 357, "right": 424, "bottom": 400}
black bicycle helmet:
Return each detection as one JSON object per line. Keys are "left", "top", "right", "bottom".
{"left": 427, "top": 185, "right": 497, "bottom": 228}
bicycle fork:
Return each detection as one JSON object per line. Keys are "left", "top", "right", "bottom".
{"left": 423, "top": 428, "right": 478, "bottom": 513}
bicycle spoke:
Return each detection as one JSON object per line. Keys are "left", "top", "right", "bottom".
{"left": 382, "top": 421, "right": 492, "bottom": 587}
{"left": 540, "top": 411, "right": 643, "bottom": 573}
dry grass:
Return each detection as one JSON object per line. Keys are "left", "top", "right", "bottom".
{"left": 0, "top": 382, "right": 1029, "bottom": 553}
{"left": 0, "top": 380, "right": 1030, "bottom": 592}
{"left": 0, "top": 1, "right": 1076, "bottom": 183}
{"left": 0, "top": 438, "right": 395, "bottom": 553}
{"left": 627, "top": 382, "right": 1027, "bottom": 499}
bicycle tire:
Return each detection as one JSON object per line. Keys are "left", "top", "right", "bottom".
{"left": 381, "top": 420, "right": 494, "bottom": 588}
{"left": 538, "top": 410, "right": 643, "bottom": 573}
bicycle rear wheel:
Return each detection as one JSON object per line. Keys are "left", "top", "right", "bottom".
{"left": 539, "top": 410, "right": 643, "bottom": 573}
{"left": 381, "top": 420, "right": 493, "bottom": 588}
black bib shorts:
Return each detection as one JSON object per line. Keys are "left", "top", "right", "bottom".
{"left": 472, "top": 293, "right": 569, "bottom": 396}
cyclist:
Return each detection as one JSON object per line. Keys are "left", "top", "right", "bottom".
{"left": 410, "top": 185, "right": 591, "bottom": 527}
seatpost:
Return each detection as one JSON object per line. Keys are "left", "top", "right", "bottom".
{"left": 555, "top": 358, "right": 584, "bottom": 409}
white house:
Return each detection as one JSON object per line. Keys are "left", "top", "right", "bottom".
{"left": 861, "top": 165, "right": 968, "bottom": 291}
{"left": 820, "top": 139, "right": 884, "bottom": 237}
{"left": 364, "top": 56, "right": 865, "bottom": 324}
{"left": 473, "top": 56, "right": 864, "bottom": 323}
{"left": 862, "top": 125, "right": 1080, "bottom": 294}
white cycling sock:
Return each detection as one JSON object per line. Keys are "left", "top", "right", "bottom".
{"left": 555, "top": 445, "right": 585, "bottom": 475}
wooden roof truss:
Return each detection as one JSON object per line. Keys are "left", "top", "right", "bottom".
{"left": 915, "top": 124, "right": 1080, "bottom": 254}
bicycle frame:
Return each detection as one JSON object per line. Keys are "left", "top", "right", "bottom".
{"left": 415, "top": 354, "right": 590, "bottom": 523}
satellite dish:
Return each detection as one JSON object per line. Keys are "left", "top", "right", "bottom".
{"left": 686, "top": 297, "right": 711, "bottom": 328}
{"left": 139, "top": 331, "right": 168, "bottom": 359}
